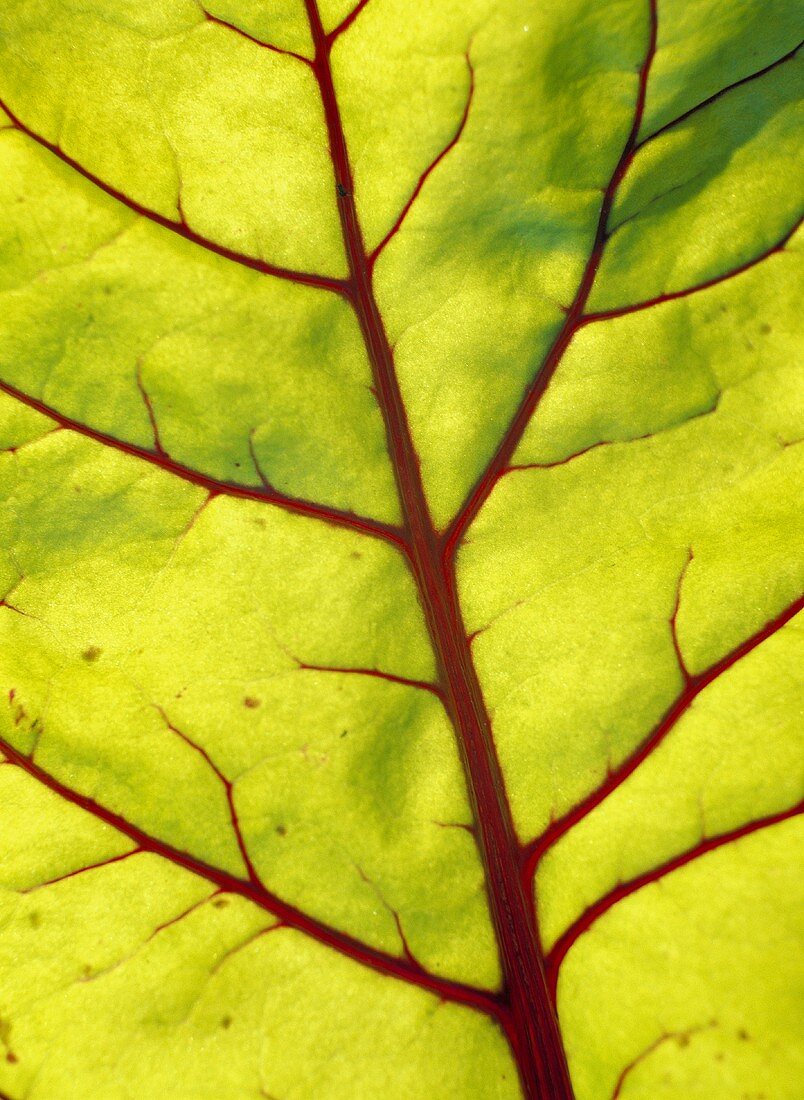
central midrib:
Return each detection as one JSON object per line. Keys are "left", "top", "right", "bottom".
{"left": 303, "top": 3, "right": 574, "bottom": 1095}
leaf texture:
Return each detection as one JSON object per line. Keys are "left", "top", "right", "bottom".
{"left": 0, "top": 0, "right": 802, "bottom": 1097}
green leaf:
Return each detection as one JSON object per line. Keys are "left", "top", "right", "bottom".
{"left": 0, "top": 1, "right": 801, "bottom": 1097}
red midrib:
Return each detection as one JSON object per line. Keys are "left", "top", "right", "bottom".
{"left": 1, "top": 1, "right": 795, "bottom": 1093}
{"left": 305, "top": 2, "right": 572, "bottom": 1096}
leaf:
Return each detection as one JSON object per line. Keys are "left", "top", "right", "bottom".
{"left": 0, "top": 0, "right": 801, "bottom": 1097}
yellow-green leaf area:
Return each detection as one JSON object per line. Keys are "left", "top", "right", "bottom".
{"left": 557, "top": 820, "right": 804, "bottom": 1099}
{"left": 0, "top": 771, "right": 516, "bottom": 1098}
{"left": 204, "top": 0, "right": 314, "bottom": 58}
{"left": 589, "top": 53, "right": 803, "bottom": 311}
{"left": 0, "top": 129, "right": 400, "bottom": 522}
{"left": 0, "top": 426, "right": 499, "bottom": 989}
{"left": 537, "top": 615, "right": 803, "bottom": 949}
{"left": 640, "top": 0, "right": 803, "bottom": 139}
{"left": 372, "top": 0, "right": 645, "bottom": 526}
{"left": 460, "top": 252, "right": 803, "bottom": 839}
{"left": 0, "top": 0, "right": 801, "bottom": 1095}
{"left": 0, "top": 0, "right": 345, "bottom": 275}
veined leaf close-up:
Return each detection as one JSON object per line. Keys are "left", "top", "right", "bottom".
{"left": 0, "top": 0, "right": 802, "bottom": 1096}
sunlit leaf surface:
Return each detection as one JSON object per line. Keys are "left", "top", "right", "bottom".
{"left": 0, "top": 0, "right": 801, "bottom": 1096}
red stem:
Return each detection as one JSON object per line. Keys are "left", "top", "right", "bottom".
{"left": 639, "top": 40, "right": 802, "bottom": 146}
{"left": 1, "top": 1, "right": 791, "bottom": 1092}
{"left": 581, "top": 217, "right": 801, "bottom": 325}
{"left": 200, "top": 8, "right": 313, "bottom": 65}
{"left": 0, "top": 96, "right": 345, "bottom": 295}
{"left": 443, "top": 0, "right": 654, "bottom": 559}
{"left": 0, "top": 731, "right": 502, "bottom": 1021}
{"left": 524, "top": 593, "right": 804, "bottom": 875}
{"left": 0, "top": 377, "right": 404, "bottom": 550}
{"left": 544, "top": 801, "right": 804, "bottom": 998}
{"left": 305, "top": 2, "right": 573, "bottom": 1094}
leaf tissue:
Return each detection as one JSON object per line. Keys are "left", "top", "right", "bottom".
{"left": 0, "top": 0, "right": 802, "bottom": 1096}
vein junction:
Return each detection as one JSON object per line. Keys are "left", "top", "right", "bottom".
{"left": 0, "top": 2, "right": 801, "bottom": 1096}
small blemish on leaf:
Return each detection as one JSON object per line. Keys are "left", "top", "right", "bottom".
{"left": 350, "top": 550, "right": 362, "bottom": 559}
{"left": 253, "top": 517, "right": 267, "bottom": 529}
{"left": 243, "top": 696, "right": 261, "bottom": 709}
{"left": 29, "top": 911, "right": 41, "bottom": 928}
{"left": 737, "top": 1029, "right": 751, "bottom": 1041}
{"left": 760, "top": 323, "right": 772, "bottom": 334}
{"left": 212, "top": 897, "right": 229, "bottom": 909}
{"left": 220, "top": 1015, "right": 232, "bottom": 1029}
{"left": 82, "top": 645, "right": 102, "bottom": 663}
{"left": 6, "top": 1051, "right": 17, "bottom": 1064}
{"left": 336, "top": 182, "right": 349, "bottom": 197}
{"left": 340, "top": 729, "right": 348, "bottom": 738}
{"left": 276, "top": 824, "right": 287, "bottom": 836}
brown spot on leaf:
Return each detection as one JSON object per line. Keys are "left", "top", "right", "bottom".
{"left": 81, "top": 645, "right": 102, "bottom": 663}
{"left": 29, "top": 911, "right": 41, "bottom": 928}
{"left": 760, "top": 323, "right": 772, "bottom": 334}
{"left": 737, "top": 1029, "right": 751, "bottom": 1041}
{"left": 220, "top": 1015, "right": 232, "bottom": 1029}
{"left": 243, "top": 696, "right": 260, "bottom": 709}
{"left": 6, "top": 1051, "right": 17, "bottom": 1064}
{"left": 276, "top": 824, "right": 287, "bottom": 837}
{"left": 212, "top": 897, "right": 229, "bottom": 909}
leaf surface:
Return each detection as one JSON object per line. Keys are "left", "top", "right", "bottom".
{"left": 0, "top": 1, "right": 802, "bottom": 1097}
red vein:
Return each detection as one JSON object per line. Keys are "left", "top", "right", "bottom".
{"left": 156, "top": 707, "right": 262, "bottom": 886}
{"left": 0, "top": 97, "right": 345, "bottom": 295}
{"left": 0, "top": 376, "right": 405, "bottom": 550}
{"left": 443, "top": 0, "right": 659, "bottom": 560}
{"left": 146, "top": 892, "right": 217, "bottom": 942}
{"left": 355, "top": 863, "right": 420, "bottom": 966}
{"left": 545, "top": 801, "right": 804, "bottom": 998}
{"left": 328, "top": 0, "right": 374, "bottom": 44}
{"left": 369, "top": 53, "right": 475, "bottom": 266}
{"left": 296, "top": 662, "right": 443, "bottom": 699}
{"left": 525, "top": 594, "right": 804, "bottom": 872}
{"left": 200, "top": 7, "right": 313, "bottom": 65}
{"left": 639, "top": 40, "right": 803, "bottom": 147}
{"left": 209, "top": 923, "right": 284, "bottom": 975}
{"left": 19, "top": 847, "right": 139, "bottom": 892}
{"left": 304, "top": 1, "right": 573, "bottom": 1093}
{"left": 610, "top": 1024, "right": 716, "bottom": 1099}
{"left": 135, "top": 361, "right": 166, "bottom": 456}
{"left": 581, "top": 218, "right": 801, "bottom": 325}
{"left": 0, "top": 732, "right": 505, "bottom": 1022}
{"left": 504, "top": 393, "right": 720, "bottom": 475}
{"left": 669, "top": 550, "right": 693, "bottom": 683}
